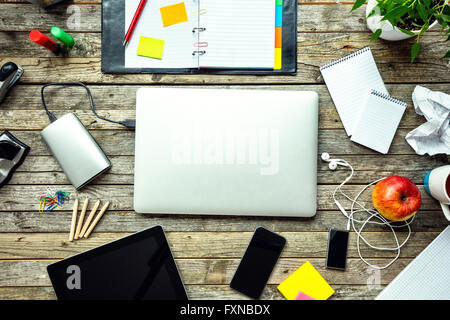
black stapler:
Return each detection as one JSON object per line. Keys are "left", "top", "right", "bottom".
{"left": 0, "top": 62, "right": 24, "bottom": 104}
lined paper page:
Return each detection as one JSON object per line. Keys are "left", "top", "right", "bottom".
{"left": 198, "top": 0, "right": 275, "bottom": 69}
{"left": 351, "top": 91, "right": 406, "bottom": 154}
{"left": 320, "top": 47, "right": 388, "bottom": 136}
{"left": 125, "top": 0, "right": 199, "bottom": 69}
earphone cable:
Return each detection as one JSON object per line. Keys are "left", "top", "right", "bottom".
{"left": 329, "top": 157, "right": 414, "bottom": 270}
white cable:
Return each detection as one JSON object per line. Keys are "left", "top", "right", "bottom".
{"left": 331, "top": 159, "right": 414, "bottom": 270}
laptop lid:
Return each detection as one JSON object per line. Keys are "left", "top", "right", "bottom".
{"left": 134, "top": 88, "right": 318, "bottom": 217}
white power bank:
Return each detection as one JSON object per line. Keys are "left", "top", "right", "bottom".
{"left": 41, "top": 113, "right": 111, "bottom": 189}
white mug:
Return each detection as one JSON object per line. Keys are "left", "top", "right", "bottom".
{"left": 424, "top": 165, "right": 450, "bottom": 221}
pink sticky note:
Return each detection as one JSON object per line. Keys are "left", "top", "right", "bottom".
{"left": 295, "top": 292, "right": 315, "bottom": 300}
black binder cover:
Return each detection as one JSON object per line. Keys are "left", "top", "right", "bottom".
{"left": 102, "top": 0, "right": 297, "bottom": 75}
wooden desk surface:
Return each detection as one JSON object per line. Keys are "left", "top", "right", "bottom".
{"left": 0, "top": 1, "right": 449, "bottom": 300}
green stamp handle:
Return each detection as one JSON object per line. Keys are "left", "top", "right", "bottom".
{"left": 50, "top": 26, "right": 75, "bottom": 47}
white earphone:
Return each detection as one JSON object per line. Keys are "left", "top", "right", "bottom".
{"left": 321, "top": 152, "right": 349, "bottom": 171}
{"left": 321, "top": 153, "right": 414, "bottom": 270}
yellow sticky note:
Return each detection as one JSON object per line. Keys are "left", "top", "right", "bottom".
{"left": 160, "top": 2, "right": 188, "bottom": 27}
{"left": 277, "top": 261, "right": 335, "bottom": 300}
{"left": 137, "top": 37, "right": 165, "bottom": 60}
{"left": 275, "top": 48, "right": 282, "bottom": 70}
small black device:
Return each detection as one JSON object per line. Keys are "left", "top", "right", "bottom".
{"left": 0, "top": 131, "right": 30, "bottom": 189}
{"left": 47, "top": 226, "right": 187, "bottom": 300}
{"left": 326, "top": 229, "right": 349, "bottom": 271}
{"left": 230, "top": 227, "right": 286, "bottom": 299}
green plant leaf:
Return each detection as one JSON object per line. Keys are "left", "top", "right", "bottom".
{"left": 370, "top": 29, "right": 383, "bottom": 42}
{"left": 381, "top": 6, "right": 410, "bottom": 22}
{"left": 398, "top": 28, "right": 416, "bottom": 35}
{"left": 441, "top": 50, "right": 450, "bottom": 59}
{"left": 411, "top": 42, "right": 421, "bottom": 63}
{"left": 417, "top": 5, "right": 428, "bottom": 23}
{"left": 351, "top": 0, "right": 366, "bottom": 12}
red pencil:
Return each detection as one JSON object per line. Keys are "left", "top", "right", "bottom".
{"left": 123, "top": 0, "right": 148, "bottom": 47}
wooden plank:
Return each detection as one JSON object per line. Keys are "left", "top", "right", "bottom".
{"left": 0, "top": 184, "right": 441, "bottom": 211}
{"left": 3, "top": 84, "right": 449, "bottom": 112}
{"left": 2, "top": 84, "right": 449, "bottom": 130}
{"left": 1, "top": 54, "right": 448, "bottom": 84}
{"left": 0, "top": 231, "right": 440, "bottom": 259}
{"left": 1, "top": 31, "right": 447, "bottom": 59}
{"left": 0, "top": 3, "right": 368, "bottom": 32}
{"left": 5, "top": 128, "right": 443, "bottom": 157}
{"left": 1, "top": 209, "right": 447, "bottom": 233}
{"left": 0, "top": 258, "right": 413, "bottom": 286}
{"left": 0, "top": 2, "right": 441, "bottom": 34}
{"left": 7, "top": 154, "right": 449, "bottom": 185}
{"left": 0, "top": 284, "right": 383, "bottom": 300}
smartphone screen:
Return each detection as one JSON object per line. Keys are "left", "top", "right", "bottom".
{"left": 326, "top": 229, "right": 349, "bottom": 270}
{"left": 230, "top": 227, "right": 286, "bottom": 299}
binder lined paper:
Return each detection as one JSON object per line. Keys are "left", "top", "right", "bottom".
{"left": 351, "top": 90, "right": 407, "bottom": 154}
{"left": 320, "top": 47, "right": 388, "bottom": 136}
{"left": 125, "top": 0, "right": 198, "bottom": 69}
{"left": 198, "top": 0, "right": 275, "bottom": 69}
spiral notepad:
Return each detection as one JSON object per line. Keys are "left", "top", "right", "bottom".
{"left": 320, "top": 47, "right": 389, "bottom": 136}
{"left": 351, "top": 90, "right": 407, "bottom": 154}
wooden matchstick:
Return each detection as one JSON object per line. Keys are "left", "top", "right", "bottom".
{"left": 69, "top": 198, "right": 79, "bottom": 241}
{"left": 74, "top": 198, "right": 89, "bottom": 240}
{"left": 84, "top": 201, "right": 111, "bottom": 238}
{"left": 79, "top": 199, "right": 101, "bottom": 238}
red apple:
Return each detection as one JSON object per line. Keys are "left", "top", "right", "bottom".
{"left": 372, "top": 176, "right": 422, "bottom": 221}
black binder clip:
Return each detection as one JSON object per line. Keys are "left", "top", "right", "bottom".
{"left": 0, "top": 131, "right": 30, "bottom": 189}
{"left": 0, "top": 62, "right": 24, "bottom": 104}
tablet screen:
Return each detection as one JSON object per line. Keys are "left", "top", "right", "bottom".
{"left": 47, "top": 226, "right": 187, "bottom": 300}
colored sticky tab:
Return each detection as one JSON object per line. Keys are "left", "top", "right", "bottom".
{"left": 277, "top": 261, "right": 335, "bottom": 300}
{"left": 137, "top": 37, "right": 165, "bottom": 59}
{"left": 160, "top": 2, "right": 189, "bottom": 27}
{"left": 295, "top": 292, "right": 315, "bottom": 300}
{"left": 276, "top": 0, "right": 283, "bottom": 5}
{"left": 275, "top": 5, "right": 283, "bottom": 27}
{"left": 275, "top": 27, "right": 282, "bottom": 48}
{"left": 275, "top": 48, "right": 282, "bottom": 70}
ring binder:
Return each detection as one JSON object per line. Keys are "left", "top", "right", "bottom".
{"left": 192, "top": 50, "right": 206, "bottom": 56}
{"left": 192, "top": 27, "right": 206, "bottom": 33}
{"left": 320, "top": 47, "right": 372, "bottom": 71}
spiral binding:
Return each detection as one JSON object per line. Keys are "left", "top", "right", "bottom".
{"left": 192, "top": 27, "right": 206, "bottom": 33}
{"left": 370, "top": 90, "right": 407, "bottom": 107}
{"left": 320, "top": 47, "right": 371, "bottom": 71}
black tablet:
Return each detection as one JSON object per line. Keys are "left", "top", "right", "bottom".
{"left": 47, "top": 226, "right": 187, "bottom": 300}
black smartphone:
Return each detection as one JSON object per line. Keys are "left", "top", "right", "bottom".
{"left": 326, "top": 229, "right": 349, "bottom": 271}
{"left": 230, "top": 227, "right": 286, "bottom": 299}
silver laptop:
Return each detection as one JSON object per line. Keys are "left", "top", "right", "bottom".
{"left": 376, "top": 225, "right": 450, "bottom": 300}
{"left": 134, "top": 88, "right": 318, "bottom": 217}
